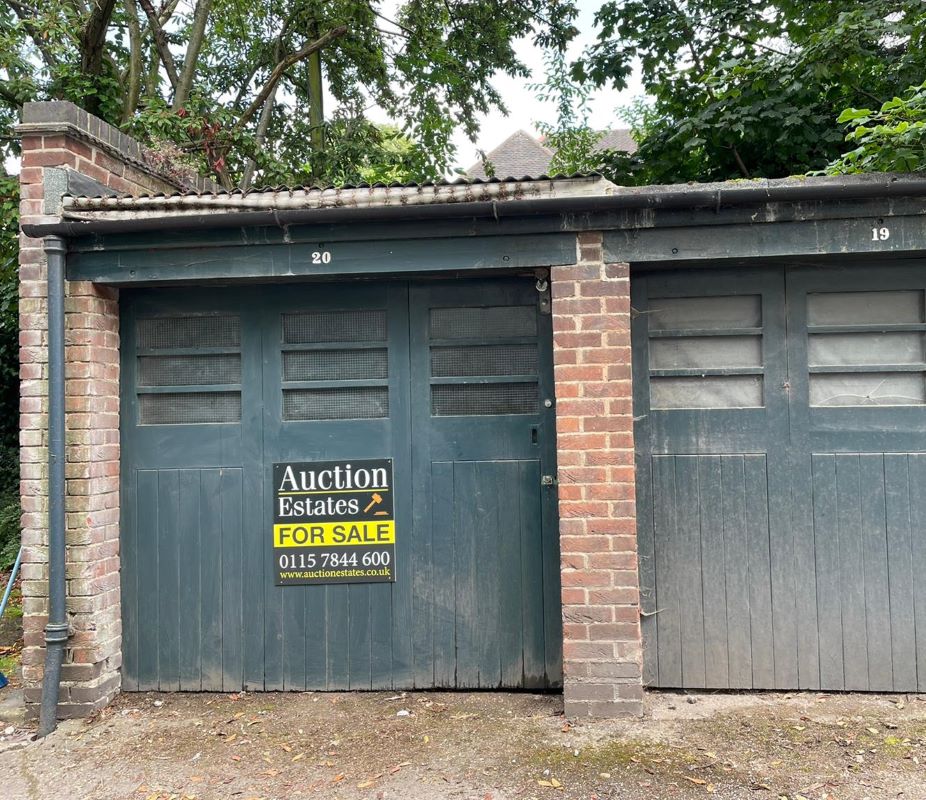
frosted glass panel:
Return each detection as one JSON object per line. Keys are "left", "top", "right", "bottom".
{"left": 807, "top": 291, "right": 923, "bottom": 326}
{"left": 649, "top": 295, "right": 761, "bottom": 330}
{"left": 810, "top": 373, "right": 925, "bottom": 406}
{"left": 650, "top": 336, "right": 761, "bottom": 369}
{"left": 651, "top": 376, "right": 763, "bottom": 409}
{"left": 808, "top": 333, "right": 924, "bottom": 367}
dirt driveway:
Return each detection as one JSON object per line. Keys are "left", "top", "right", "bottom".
{"left": 1, "top": 689, "right": 924, "bottom": 800}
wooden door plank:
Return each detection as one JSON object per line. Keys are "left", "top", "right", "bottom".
{"left": 789, "top": 455, "right": 821, "bottom": 690}
{"left": 518, "top": 460, "right": 545, "bottom": 687}
{"left": 454, "top": 461, "right": 480, "bottom": 687}
{"left": 652, "top": 455, "right": 682, "bottom": 687}
{"left": 370, "top": 582, "right": 393, "bottom": 689}
{"left": 157, "top": 469, "right": 181, "bottom": 690}
{"left": 721, "top": 456, "right": 753, "bottom": 687}
{"left": 178, "top": 470, "right": 203, "bottom": 690}
{"left": 348, "top": 585, "right": 373, "bottom": 689}
{"left": 121, "top": 469, "right": 140, "bottom": 691}
{"left": 859, "top": 454, "right": 893, "bottom": 691}
{"left": 199, "top": 469, "right": 224, "bottom": 691}
{"left": 811, "top": 454, "right": 844, "bottom": 690}
{"left": 325, "top": 584, "right": 351, "bottom": 690}
{"left": 674, "top": 456, "right": 707, "bottom": 688}
{"left": 744, "top": 455, "right": 775, "bottom": 689}
{"left": 697, "top": 456, "right": 729, "bottom": 688}
{"left": 220, "top": 469, "right": 244, "bottom": 691}
{"left": 431, "top": 461, "right": 456, "bottom": 687}
{"left": 135, "top": 469, "right": 159, "bottom": 691}
{"left": 907, "top": 454, "right": 926, "bottom": 693}
{"left": 281, "top": 569, "right": 306, "bottom": 691}
{"left": 835, "top": 455, "right": 869, "bottom": 690}
{"left": 884, "top": 454, "right": 918, "bottom": 690}
{"left": 475, "top": 463, "right": 502, "bottom": 688}
{"left": 497, "top": 461, "right": 525, "bottom": 687}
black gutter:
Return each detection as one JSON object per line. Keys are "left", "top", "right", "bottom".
{"left": 21, "top": 174, "right": 926, "bottom": 238}
{"left": 38, "top": 235, "right": 68, "bottom": 737}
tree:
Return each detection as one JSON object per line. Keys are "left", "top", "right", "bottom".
{"left": 0, "top": 0, "right": 578, "bottom": 188}
{"left": 571, "top": 1, "right": 926, "bottom": 184}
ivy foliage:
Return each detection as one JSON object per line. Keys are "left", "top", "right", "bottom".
{"left": 558, "top": 1, "right": 926, "bottom": 184}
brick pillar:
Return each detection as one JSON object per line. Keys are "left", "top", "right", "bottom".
{"left": 551, "top": 230, "right": 643, "bottom": 718}
{"left": 17, "top": 102, "right": 208, "bottom": 718}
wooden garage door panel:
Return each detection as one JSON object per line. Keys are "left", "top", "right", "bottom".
{"left": 636, "top": 264, "right": 926, "bottom": 693}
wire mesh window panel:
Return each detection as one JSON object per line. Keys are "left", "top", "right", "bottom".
{"left": 139, "top": 392, "right": 242, "bottom": 425}
{"left": 283, "top": 310, "right": 387, "bottom": 344}
{"left": 283, "top": 349, "right": 388, "bottom": 382}
{"left": 809, "top": 373, "right": 925, "bottom": 407}
{"left": 649, "top": 336, "right": 762, "bottom": 370}
{"left": 650, "top": 376, "right": 764, "bottom": 409}
{"left": 430, "top": 344, "right": 538, "bottom": 377}
{"left": 807, "top": 290, "right": 924, "bottom": 326}
{"left": 137, "top": 315, "right": 241, "bottom": 350}
{"left": 648, "top": 295, "right": 762, "bottom": 330}
{"left": 138, "top": 354, "right": 242, "bottom": 386}
{"left": 808, "top": 332, "right": 925, "bottom": 367}
{"left": 283, "top": 387, "right": 389, "bottom": 420}
{"left": 429, "top": 306, "right": 537, "bottom": 340}
{"left": 431, "top": 382, "right": 538, "bottom": 416}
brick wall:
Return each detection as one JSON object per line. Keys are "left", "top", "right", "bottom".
{"left": 552, "top": 230, "right": 643, "bottom": 717}
{"left": 17, "top": 102, "right": 203, "bottom": 718}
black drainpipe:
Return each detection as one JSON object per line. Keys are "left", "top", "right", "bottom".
{"left": 38, "top": 235, "right": 69, "bottom": 737}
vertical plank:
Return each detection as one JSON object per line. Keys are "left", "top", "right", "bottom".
{"left": 454, "top": 461, "right": 479, "bottom": 687}
{"left": 157, "top": 470, "right": 181, "bottom": 690}
{"left": 767, "top": 453, "right": 798, "bottom": 689}
{"left": 475, "top": 463, "right": 502, "bottom": 687}
{"left": 859, "top": 454, "right": 893, "bottom": 691}
{"left": 326, "top": 584, "right": 351, "bottom": 690}
{"left": 220, "top": 468, "right": 244, "bottom": 691}
{"left": 906, "top": 454, "right": 926, "bottom": 693}
{"left": 411, "top": 449, "right": 434, "bottom": 689}
{"left": 369, "top": 581, "right": 393, "bottom": 689}
{"left": 812, "top": 454, "right": 844, "bottom": 690}
{"left": 431, "top": 461, "right": 456, "bottom": 687}
{"left": 348, "top": 584, "right": 372, "bottom": 689}
{"left": 121, "top": 469, "right": 140, "bottom": 691}
{"left": 282, "top": 576, "right": 306, "bottom": 691}
{"left": 835, "top": 454, "right": 869, "bottom": 690}
{"left": 721, "top": 456, "right": 752, "bottom": 687}
{"left": 744, "top": 455, "right": 775, "bottom": 689}
{"left": 178, "top": 470, "right": 202, "bottom": 690}
{"left": 697, "top": 456, "right": 729, "bottom": 688}
{"left": 135, "top": 470, "right": 159, "bottom": 691}
{"left": 884, "top": 454, "right": 917, "bottom": 690}
{"left": 789, "top": 454, "right": 821, "bottom": 690}
{"left": 199, "top": 469, "right": 223, "bottom": 691}
{"left": 537, "top": 456, "right": 562, "bottom": 688}
{"left": 497, "top": 461, "right": 525, "bottom": 687}
{"left": 673, "top": 456, "right": 706, "bottom": 688}
{"left": 636, "top": 453, "right": 658, "bottom": 687}
{"left": 652, "top": 455, "right": 681, "bottom": 687}
{"left": 303, "top": 585, "right": 327, "bottom": 689}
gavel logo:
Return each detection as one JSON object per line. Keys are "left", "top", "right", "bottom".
{"left": 363, "top": 493, "right": 383, "bottom": 513}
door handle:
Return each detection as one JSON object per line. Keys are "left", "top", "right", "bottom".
{"left": 541, "top": 474, "right": 557, "bottom": 487}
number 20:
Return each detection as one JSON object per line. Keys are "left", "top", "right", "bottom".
{"left": 871, "top": 227, "right": 890, "bottom": 241}
{"left": 312, "top": 251, "right": 332, "bottom": 264}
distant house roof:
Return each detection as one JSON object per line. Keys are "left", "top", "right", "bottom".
{"left": 466, "top": 128, "right": 637, "bottom": 179}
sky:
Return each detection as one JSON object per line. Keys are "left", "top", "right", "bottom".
{"left": 368, "top": 0, "right": 644, "bottom": 172}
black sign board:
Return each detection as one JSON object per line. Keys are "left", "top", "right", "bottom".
{"left": 272, "top": 458, "right": 395, "bottom": 586}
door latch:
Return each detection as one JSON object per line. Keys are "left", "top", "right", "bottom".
{"left": 541, "top": 474, "right": 557, "bottom": 487}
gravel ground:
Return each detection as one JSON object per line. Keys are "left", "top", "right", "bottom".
{"left": 1, "top": 689, "right": 924, "bottom": 799}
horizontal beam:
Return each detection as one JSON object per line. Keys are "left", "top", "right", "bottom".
{"left": 606, "top": 214, "right": 926, "bottom": 264}
{"left": 68, "top": 233, "right": 576, "bottom": 285}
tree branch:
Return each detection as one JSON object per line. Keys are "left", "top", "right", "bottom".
{"left": 79, "top": 0, "right": 117, "bottom": 79}
{"left": 136, "top": 0, "right": 179, "bottom": 88}
{"left": 122, "top": 0, "right": 143, "bottom": 122}
{"left": 172, "top": 0, "right": 213, "bottom": 110}
{"left": 7, "top": 0, "right": 61, "bottom": 67}
{"left": 232, "top": 25, "right": 348, "bottom": 134}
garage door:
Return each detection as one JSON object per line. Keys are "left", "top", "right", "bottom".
{"left": 633, "top": 263, "right": 926, "bottom": 691}
{"left": 119, "top": 277, "right": 561, "bottom": 691}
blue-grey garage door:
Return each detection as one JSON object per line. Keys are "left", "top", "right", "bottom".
{"left": 119, "top": 277, "right": 561, "bottom": 691}
{"left": 633, "top": 262, "right": 926, "bottom": 691}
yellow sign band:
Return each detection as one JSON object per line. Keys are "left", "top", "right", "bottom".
{"left": 274, "top": 520, "right": 395, "bottom": 548}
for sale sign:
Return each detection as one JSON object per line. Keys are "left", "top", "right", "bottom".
{"left": 272, "top": 459, "right": 395, "bottom": 586}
